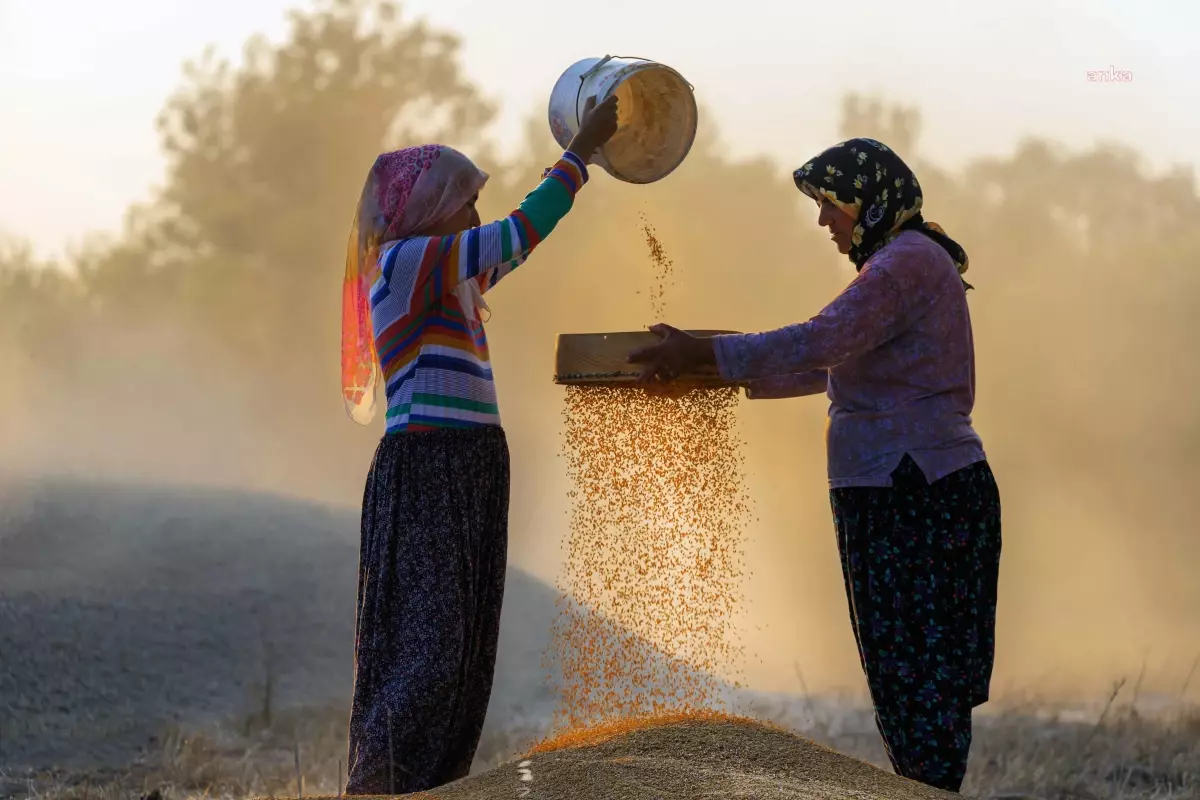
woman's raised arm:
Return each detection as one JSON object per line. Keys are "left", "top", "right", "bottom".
{"left": 377, "top": 151, "right": 588, "bottom": 315}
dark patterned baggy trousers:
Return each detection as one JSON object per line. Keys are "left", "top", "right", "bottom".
{"left": 830, "top": 455, "right": 1002, "bottom": 793}
{"left": 346, "top": 426, "right": 510, "bottom": 795}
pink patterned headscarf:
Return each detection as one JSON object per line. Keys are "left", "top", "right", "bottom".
{"left": 341, "top": 145, "right": 489, "bottom": 424}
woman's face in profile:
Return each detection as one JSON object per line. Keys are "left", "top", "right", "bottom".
{"left": 420, "top": 193, "right": 481, "bottom": 236}
{"left": 818, "top": 198, "right": 856, "bottom": 256}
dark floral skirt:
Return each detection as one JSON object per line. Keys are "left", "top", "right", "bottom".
{"left": 830, "top": 454, "right": 1002, "bottom": 792}
{"left": 346, "top": 425, "right": 510, "bottom": 795}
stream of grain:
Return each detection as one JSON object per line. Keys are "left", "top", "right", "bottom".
{"left": 546, "top": 221, "right": 752, "bottom": 736}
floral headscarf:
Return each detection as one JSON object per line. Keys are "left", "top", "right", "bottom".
{"left": 793, "top": 138, "right": 972, "bottom": 290}
{"left": 341, "top": 145, "right": 489, "bottom": 424}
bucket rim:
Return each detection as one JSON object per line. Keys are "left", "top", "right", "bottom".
{"left": 595, "top": 64, "right": 698, "bottom": 184}
{"left": 552, "top": 56, "right": 696, "bottom": 108}
{"left": 582, "top": 56, "right": 696, "bottom": 93}
{"left": 547, "top": 56, "right": 699, "bottom": 184}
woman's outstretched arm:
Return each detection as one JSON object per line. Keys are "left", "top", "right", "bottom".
{"left": 714, "top": 261, "right": 910, "bottom": 384}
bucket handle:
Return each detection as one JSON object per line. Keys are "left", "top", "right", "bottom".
{"left": 575, "top": 55, "right": 613, "bottom": 117}
{"left": 576, "top": 54, "right": 696, "bottom": 108}
{"left": 578, "top": 55, "right": 615, "bottom": 84}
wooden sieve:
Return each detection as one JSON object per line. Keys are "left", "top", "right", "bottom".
{"left": 553, "top": 330, "right": 740, "bottom": 387}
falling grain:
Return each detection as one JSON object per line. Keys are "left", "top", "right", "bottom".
{"left": 639, "top": 213, "right": 675, "bottom": 319}
{"left": 549, "top": 383, "right": 752, "bottom": 733}
{"left": 546, "top": 213, "right": 752, "bottom": 739}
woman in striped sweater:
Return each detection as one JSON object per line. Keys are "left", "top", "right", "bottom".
{"left": 339, "top": 96, "right": 618, "bottom": 795}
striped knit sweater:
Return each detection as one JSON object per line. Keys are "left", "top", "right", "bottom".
{"left": 369, "top": 150, "right": 589, "bottom": 433}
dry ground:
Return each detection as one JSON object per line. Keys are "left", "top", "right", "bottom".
{"left": 6, "top": 693, "right": 1197, "bottom": 800}
{"left": 2, "top": 478, "right": 1196, "bottom": 800}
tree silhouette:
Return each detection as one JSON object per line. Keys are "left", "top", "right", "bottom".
{"left": 837, "top": 93, "right": 922, "bottom": 157}
{"left": 151, "top": 0, "right": 498, "bottom": 385}
{"left": 0, "top": 0, "right": 1197, "bottom": 681}
{"left": 0, "top": 0, "right": 505, "bottom": 495}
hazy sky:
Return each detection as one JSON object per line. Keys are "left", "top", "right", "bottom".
{"left": 2, "top": 0, "right": 1197, "bottom": 258}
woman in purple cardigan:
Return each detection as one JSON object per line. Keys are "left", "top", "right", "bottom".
{"left": 629, "top": 137, "right": 1001, "bottom": 793}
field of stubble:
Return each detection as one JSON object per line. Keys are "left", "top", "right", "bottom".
{"left": 1, "top": 478, "right": 1195, "bottom": 800}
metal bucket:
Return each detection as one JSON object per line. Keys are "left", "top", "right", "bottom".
{"left": 548, "top": 55, "right": 698, "bottom": 184}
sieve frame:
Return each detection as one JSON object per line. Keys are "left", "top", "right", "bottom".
{"left": 553, "top": 330, "right": 740, "bottom": 388}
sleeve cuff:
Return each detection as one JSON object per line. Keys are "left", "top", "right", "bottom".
{"left": 561, "top": 150, "right": 590, "bottom": 185}
{"left": 713, "top": 333, "right": 750, "bottom": 382}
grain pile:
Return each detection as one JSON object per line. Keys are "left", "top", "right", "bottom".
{"left": 529, "top": 709, "right": 783, "bottom": 756}
{"left": 547, "top": 223, "right": 752, "bottom": 735}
